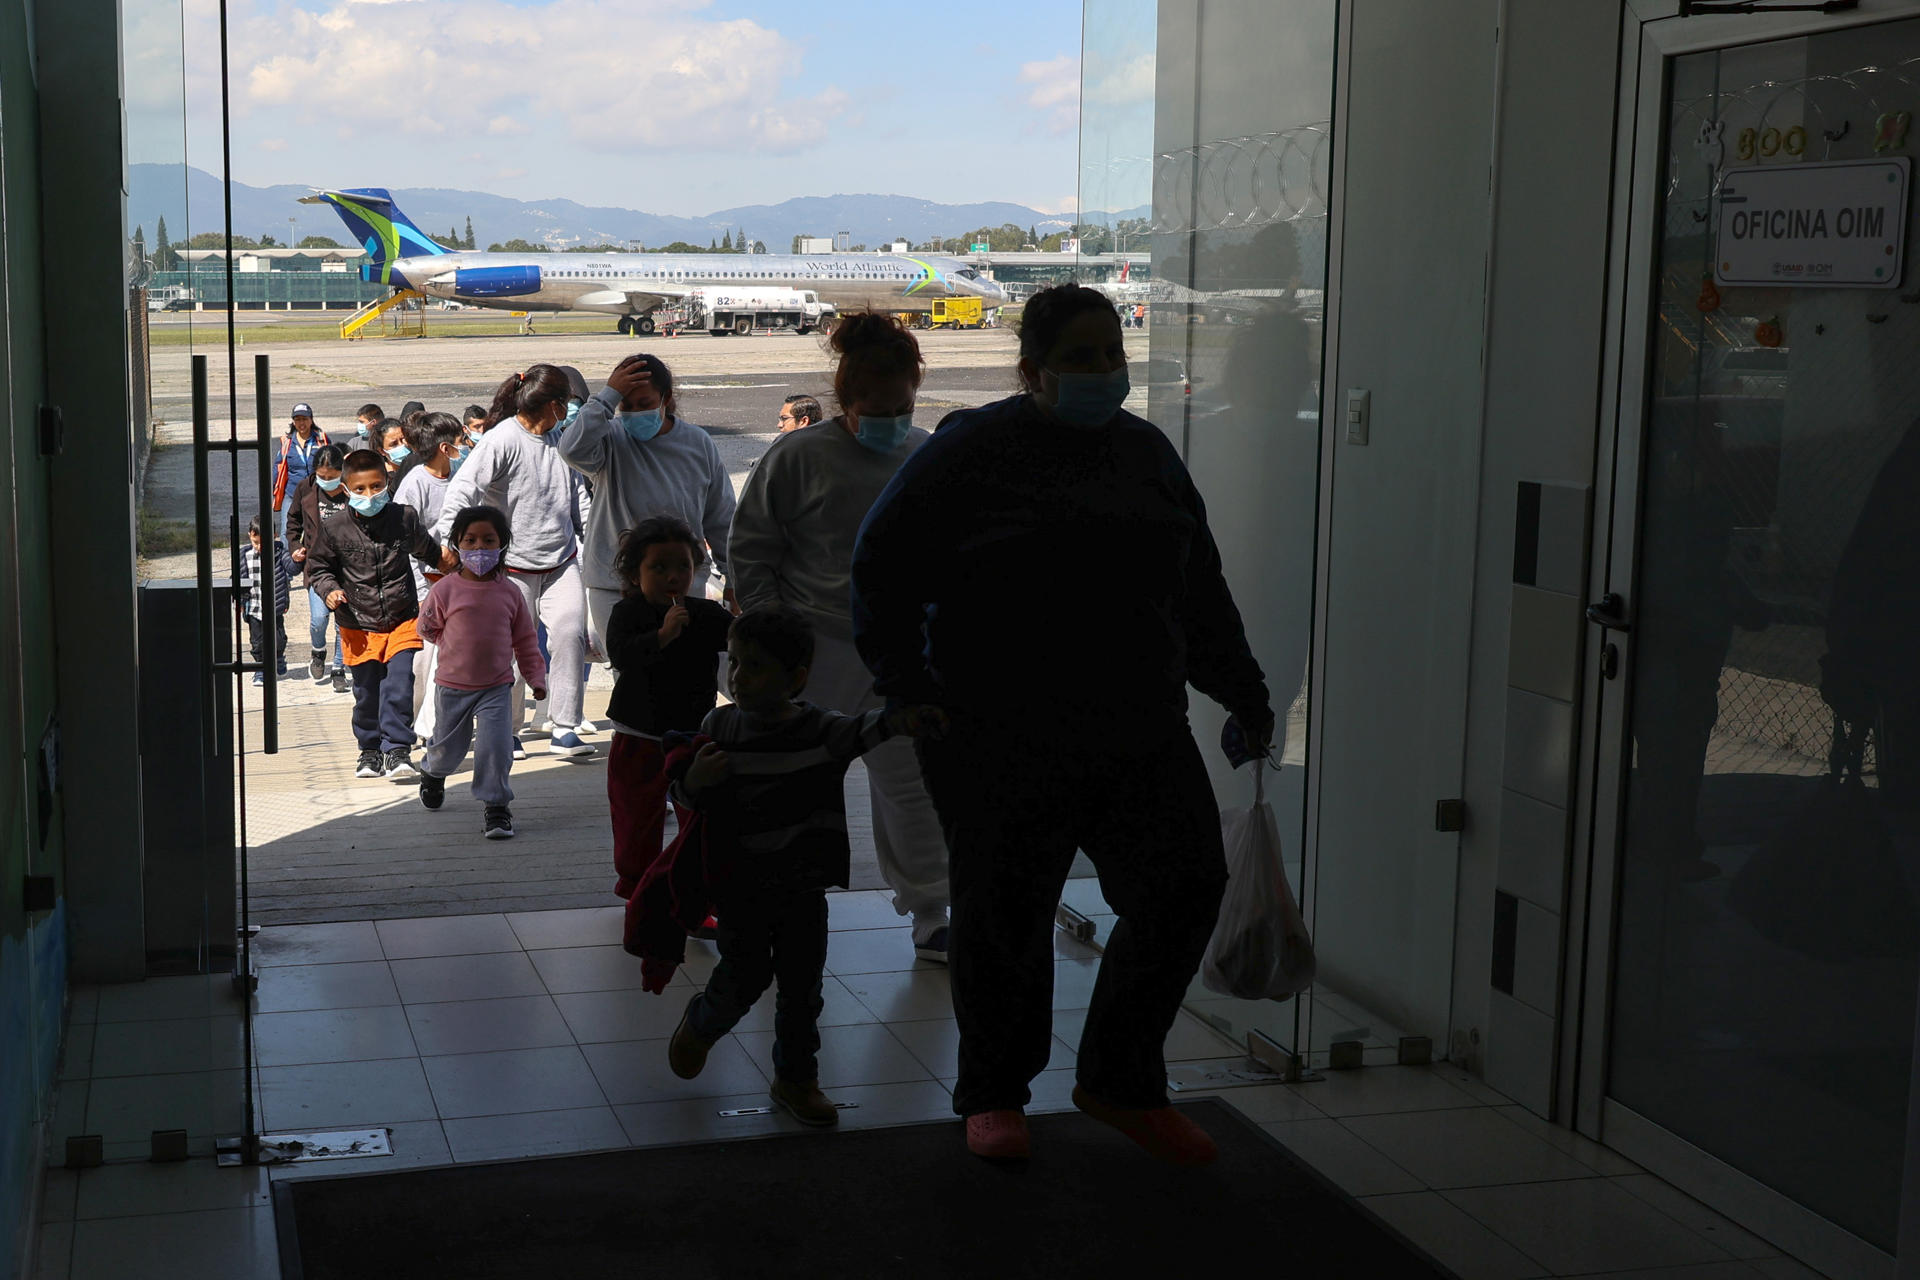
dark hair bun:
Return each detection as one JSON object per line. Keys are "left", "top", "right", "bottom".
{"left": 830, "top": 312, "right": 924, "bottom": 412}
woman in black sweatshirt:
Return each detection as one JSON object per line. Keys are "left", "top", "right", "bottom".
{"left": 850, "top": 284, "right": 1273, "bottom": 1166}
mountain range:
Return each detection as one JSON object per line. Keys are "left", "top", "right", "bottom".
{"left": 128, "top": 166, "right": 1141, "bottom": 252}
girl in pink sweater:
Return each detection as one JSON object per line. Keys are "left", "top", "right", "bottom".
{"left": 417, "top": 505, "right": 548, "bottom": 839}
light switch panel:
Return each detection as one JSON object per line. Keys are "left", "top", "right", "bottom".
{"left": 1346, "top": 389, "right": 1371, "bottom": 445}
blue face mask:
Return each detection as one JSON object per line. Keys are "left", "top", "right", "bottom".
{"left": 316, "top": 475, "right": 344, "bottom": 494}
{"left": 618, "top": 408, "right": 665, "bottom": 443}
{"left": 550, "top": 400, "right": 581, "bottom": 435}
{"left": 1046, "top": 366, "right": 1131, "bottom": 427}
{"left": 348, "top": 490, "right": 390, "bottom": 517}
{"left": 386, "top": 444, "right": 411, "bottom": 463}
{"left": 855, "top": 412, "right": 914, "bottom": 452}
{"left": 451, "top": 444, "right": 470, "bottom": 475}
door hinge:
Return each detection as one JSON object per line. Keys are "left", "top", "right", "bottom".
{"left": 23, "top": 875, "right": 57, "bottom": 913}
{"left": 37, "top": 405, "right": 63, "bottom": 457}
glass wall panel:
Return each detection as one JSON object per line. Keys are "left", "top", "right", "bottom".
{"left": 1079, "top": 0, "right": 1336, "bottom": 1061}
{"left": 123, "top": 0, "right": 200, "bottom": 586}
{"left": 1607, "top": 19, "right": 1920, "bottom": 1252}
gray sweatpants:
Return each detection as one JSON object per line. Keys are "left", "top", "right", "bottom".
{"left": 509, "top": 562, "right": 586, "bottom": 731}
{"left": 422, "top": 682, "right": 515, "bottom": 806}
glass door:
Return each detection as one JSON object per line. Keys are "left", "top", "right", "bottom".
{"left": 1583, "top": 10, "right": 1920, "bottom": 1272}
{"left": 1077, "top": 0, "right": 1343, "bottom": 1073}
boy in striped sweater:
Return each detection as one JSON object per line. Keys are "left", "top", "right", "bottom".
{"left": 666, "top": 606, "right": 945, "bottom": 1127}
{"left": 242, "top": 517, "right": 294, "bottom": 686}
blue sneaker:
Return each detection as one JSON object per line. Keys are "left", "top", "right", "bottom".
{"left": 512, "top": 737, "right": 527, "bottom": 760}
{"left": 548, "top": 731, "right": 595, "bottom": 758}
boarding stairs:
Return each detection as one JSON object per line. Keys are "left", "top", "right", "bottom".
{"left": 340, "top": 289, "right": 426, "bottom": 340}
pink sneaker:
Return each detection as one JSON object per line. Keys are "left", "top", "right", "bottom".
{"left": 1072, "top": 1085, "right": 1219, "bottom": 1167}
{"left": 964, "top": 1109, "right": 1030, "bottom": 1160}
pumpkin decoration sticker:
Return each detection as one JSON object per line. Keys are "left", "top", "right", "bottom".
{"left": 1754, "top": 316, "right": 1784, "bottom": 349}
{"left": 1874, "top": 110, "right": 1912, "bottom": 154}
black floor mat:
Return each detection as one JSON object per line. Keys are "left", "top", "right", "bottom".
{"left": 275, "top": 1098, "right": 1456, "bottom": 1279}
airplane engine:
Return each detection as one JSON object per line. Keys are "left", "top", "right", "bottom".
{"left": 447, "top": 265, "right": 542, "bottom": 298}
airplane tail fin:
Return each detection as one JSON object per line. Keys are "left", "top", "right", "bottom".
{"left": 298, "top": 188, "right": 449, "bottom": 283}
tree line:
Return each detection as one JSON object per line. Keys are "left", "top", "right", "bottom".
{"left": 784, "top": 218, "right": 1152, "bottom": 256}
{"left": 135, "top": 212, "right": 1152, "bottom": 268}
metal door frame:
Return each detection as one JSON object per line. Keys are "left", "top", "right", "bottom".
{"left": 1568, "top": 3, "right": 1920, "bottom": 1275}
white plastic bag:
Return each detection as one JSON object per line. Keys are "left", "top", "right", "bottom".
{"left": 1201, "top": 767, "right": 1316, "bottom": 1000}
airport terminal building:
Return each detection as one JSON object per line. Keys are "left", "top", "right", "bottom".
{"left": 5, "top": 1, "right": 1920, "bottom": 1276}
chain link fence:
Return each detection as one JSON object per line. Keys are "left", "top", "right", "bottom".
{"left": 1657, "top": 56, "right": 1920, "bottom": 776}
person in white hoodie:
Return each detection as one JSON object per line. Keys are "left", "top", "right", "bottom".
{"left": 555, "top": 353, "right": 738, "bottom": 658}
{"left": 727, "top": 313, "right": 951, "bottom": 963}
{"left": 434, "top": 364, "right": 595, "bottom": 759}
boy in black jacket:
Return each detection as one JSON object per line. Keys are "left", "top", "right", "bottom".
{"left": 306, "top": 449, "right": 453, "bottom": 779}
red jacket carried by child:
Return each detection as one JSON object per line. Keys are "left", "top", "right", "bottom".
{"left": 622, "top": 734, "right": 721, "bottom": 993}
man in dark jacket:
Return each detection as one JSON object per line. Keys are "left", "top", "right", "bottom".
{"left": 306, "top": 448, "right": 453, "bottom": 779}
{"left": 850, "top": 285, "right": 1272, "bottom": 1165}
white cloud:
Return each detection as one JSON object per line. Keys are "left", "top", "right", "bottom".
{"left": 1019, "top": 54, "right": 1080, "bottom": 136}
{"left": 193, "top": 0, "right": 845, "bottom": 157}
{"left": 156, "top": 0, "right": 1080, "bottom": 215}
{"left": 1084, "top": 53, "right": 1153, "bottom": 107}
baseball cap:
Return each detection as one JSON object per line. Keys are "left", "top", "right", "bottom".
{"left": 291, "top": 403, "right": 314, "bottom": 417}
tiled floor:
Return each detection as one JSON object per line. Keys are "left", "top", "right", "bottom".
{"left": 32, "top": 895, "right": 1833, "bottom": 1280}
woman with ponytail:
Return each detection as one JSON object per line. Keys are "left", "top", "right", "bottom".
{"left": 435, "top": 363, "right": 597, "bottom": 759}
{"left": 729, "top": 311, "right": 952, "bottom": 962}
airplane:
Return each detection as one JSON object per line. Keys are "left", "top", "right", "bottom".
{"left": 303, "top": 187, "right": 1009, "bottom": 334}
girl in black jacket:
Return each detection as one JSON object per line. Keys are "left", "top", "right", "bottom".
{"left": 603, "top": 516, "right": 734, "bottom": 900}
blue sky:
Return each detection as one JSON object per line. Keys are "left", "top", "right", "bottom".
{"left": 130, "top": 0, "right": 1086, "bottom": 216}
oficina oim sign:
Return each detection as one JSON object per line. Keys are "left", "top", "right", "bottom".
{"left": 1714, "top": 156, "right": 1910, "bottom": 288}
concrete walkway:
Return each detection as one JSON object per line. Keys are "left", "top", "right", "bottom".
{"left": 236, "top": 661, "right": 889, "bottom": 927}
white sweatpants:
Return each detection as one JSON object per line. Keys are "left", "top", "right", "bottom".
{"left": 411, "top": 639, "right": 440, "bottom": 743}
{"left": 586, "top": 586, "right": 621, "bottom": 668}
{"left": 508, "top": 562, "right": 586, "bottom": 732}
{"left": 804, "top": 630, "right": 950, "bottom": 921}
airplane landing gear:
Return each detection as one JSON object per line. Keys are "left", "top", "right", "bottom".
{"left": 637, "top": 316, "right": 655, "bottom": 336}
{"left": 616, "top": 316, "right": 633, "bottom": 335}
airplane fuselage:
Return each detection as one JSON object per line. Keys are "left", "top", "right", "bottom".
{"left": 387, "top": 251, "right": 1006, "bottom": 319}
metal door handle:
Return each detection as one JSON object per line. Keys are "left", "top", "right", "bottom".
{"left": 1585, "top": 593, "right": 1633, "bottom": 633}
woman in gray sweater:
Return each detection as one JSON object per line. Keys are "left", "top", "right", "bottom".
{"left": 727, "top": 313, "right": 951, "bottom": 963}
{"left": 557, "top": 354, "right": 738, "bottom": 659}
